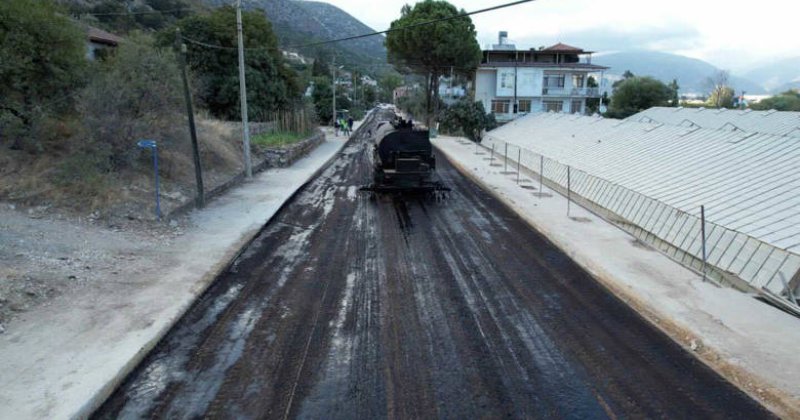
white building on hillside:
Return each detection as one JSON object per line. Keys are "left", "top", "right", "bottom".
{"left": 475, "top": 32, "right": 608, "bottom": 122}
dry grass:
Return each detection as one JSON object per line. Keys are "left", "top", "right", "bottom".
{"left": 0, "top": 116, "right": 251, "bottom": 219}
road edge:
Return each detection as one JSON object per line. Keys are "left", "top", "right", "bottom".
{"left": 436, "top": 143, "right": 799, "bottom": 419}
{"left": 75, "top": 135, "right": 349, "bottom": 420}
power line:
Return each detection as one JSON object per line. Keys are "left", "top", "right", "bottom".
{"left": 78, "top": 8, "right": 193, "bottom": 17}
{"left": 287, "top": 0, "right": 536, "bottom": 49}
{"left": 180, "top": 34, "right": 270, "bottom": 52}
{"left": 180, "top": 34, "right": 236, "bottom": 51}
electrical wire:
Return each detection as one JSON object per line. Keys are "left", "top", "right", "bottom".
{"left": 78, "top": 8, "right": 193, "bottom": 17}
{"left": 286, "top": 0, "right": 536, "bottom": 49}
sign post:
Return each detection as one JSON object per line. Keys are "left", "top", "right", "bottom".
{"left": 137, "top": 140, "right": 161, "bottom": 219}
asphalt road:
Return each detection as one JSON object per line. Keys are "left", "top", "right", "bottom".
{"left": 95, "top": 110, "right": 773, "bottom": 419}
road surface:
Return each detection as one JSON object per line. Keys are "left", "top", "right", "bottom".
{"left": 95, "top": 110, "right": 772, "bottom": 419}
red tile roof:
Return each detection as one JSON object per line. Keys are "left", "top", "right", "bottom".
{"left": 543, "top": 42, "right": 584, "bottom": 52}
{"left": 87, "top": 27, "right": 122, "bottom": 46}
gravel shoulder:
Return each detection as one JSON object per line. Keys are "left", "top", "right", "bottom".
{"left": 0, "top": 204, "right": 180, "bottom": 333}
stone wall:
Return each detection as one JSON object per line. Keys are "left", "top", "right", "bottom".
{"left": 168, "top": 129, "right": 325, "bottom": 218}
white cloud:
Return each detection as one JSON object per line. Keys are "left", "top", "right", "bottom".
{"left": 320, "top": 0, "right": 800, "bottom": 73}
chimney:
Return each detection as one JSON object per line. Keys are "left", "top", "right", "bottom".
{"left": 498, "top": 31, "right": 508, "bottom": 45}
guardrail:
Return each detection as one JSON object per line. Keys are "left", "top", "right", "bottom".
{"left": 480, "top": 136, "right": 800, "bottom": 315}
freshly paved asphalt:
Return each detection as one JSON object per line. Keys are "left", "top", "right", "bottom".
{"left": 95, "top": 110, "right": 773, "bottom": 419}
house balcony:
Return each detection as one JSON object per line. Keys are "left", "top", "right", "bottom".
{"left": 542, "top": 87, "right": 600, "bottom": 97}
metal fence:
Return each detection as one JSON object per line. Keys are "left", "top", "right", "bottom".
{"left": 480, "top": 136, "right": 800, "bottom": 314}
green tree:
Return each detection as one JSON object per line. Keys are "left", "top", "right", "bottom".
{"left": 164, "top": 7, "right": 301, "bottom": 120}
{"left": 310, "top": 76, "right": 351, "bottom": 124}
{"left": 607, "top": 76, "right": 672, "bottom": 119}
{"left": 585, "top": 76, "right": 601, "bottom": 114}
{"left": 706, "top": 70, "right": 734, "bottom": 108}
{"left": 311, "top": 56, "right": 330, "bottom": 78}
{"left": 751, "top": 90, "right": 800, "bottom": 111}
{"left": 439, "top": 98, "right": 496, "bottom": 142}
{"left": 0, "top": 0, "right": 86, "bottom": 149}
{"left": 362, "top": 84, "right": 378, "bottom": 105}
{"left": 707, "top": 86, "right": 735, "bottom": 109}
{"left": 668, "top": 79, "right": 680, "bottom": 107}
{"left": 78, "top": 33, "right": 184, "bottom": 169}
{"left": 612, "top": 70, "right": 636, "bottom": 89}
{"left": 385, "top": 0, "right": 481, "bottom": 125}
{"left": 378, "top": 73, "right": 404, "bottom": 103}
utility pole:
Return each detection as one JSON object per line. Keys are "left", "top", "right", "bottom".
{"left": 332, "top": 55, "right": 336, "bottom": 127}
{"left": 236, "top": 0, "right": 252, "bottom": 178}
{"left": 175, "top": 28, "right": 204, "bottom": 208}
{"left": 449, "top": 66, "right": 454, "bottom": 102}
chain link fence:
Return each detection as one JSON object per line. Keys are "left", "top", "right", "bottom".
{"left": 480, "top": 136, "right": 800, "bottom": 314}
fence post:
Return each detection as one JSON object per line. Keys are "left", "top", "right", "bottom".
{"left": 567, "top": 166, "right": 571, "bottom": 217}
{"left": 504, "top": 142, "right": 508, "bottom": 172}
{"left": 539, "top": 155, "right": 544, "bottom": 194}
{"left": 516, "top": 148, "right": 521, "bottom": 184}
{"left": 701, "top": 205, "right": 707, "bottom": 282}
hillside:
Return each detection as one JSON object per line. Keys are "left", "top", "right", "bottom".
{"left": 594, "top": 51, "right": 765, "bottom": 95}
{"left": 743, "top": 57, "right": 800, "bottom": 93}
{"left": 205, "top": 0, "right": 388, "bottom": 73}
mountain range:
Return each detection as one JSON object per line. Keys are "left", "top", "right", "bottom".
{"left": 593, "top": 51, "right": 768, "bottom": 95}
{"left": 204, "top": 0, "right": 388, "bottom": 73}
{"left": 743, "top": 57, "right": 800, "bottom": 93}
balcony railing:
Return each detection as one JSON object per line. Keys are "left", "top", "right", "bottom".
{"left": 542, "top": 87, "right": 600, "bottom": 97}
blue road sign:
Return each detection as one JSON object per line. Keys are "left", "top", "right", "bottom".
{"left": 137, "top": 139, "right": 157, "bottom": 149}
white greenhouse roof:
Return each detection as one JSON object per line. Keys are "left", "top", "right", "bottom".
{"left": 627, "top": 107, "right": 800, "bottom": 138}
{"left": 486, "top": 112, "right": 800, "bottom": 252}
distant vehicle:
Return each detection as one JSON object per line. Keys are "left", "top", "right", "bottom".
{"left": 361, "top": 117, "right": 449, "bottom": 196}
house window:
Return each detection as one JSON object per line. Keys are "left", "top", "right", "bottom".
{"left": 543, "top": 100, "right": 563, "bottom": 113}
{"left": 544, "top": 74, "right": 565, "bottom": 88}
{"left": 570, "top": 100, "right": 583, "bottom": 114}
{"left": 572, "top": 74, "right": 585, "bottom": 88}
{"left": 491, "top": 99, "right": 510, "bottom": 114}
{"left": 518, "top": 99, "right": 532, "bottom": 113}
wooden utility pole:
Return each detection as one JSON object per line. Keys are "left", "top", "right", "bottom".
{"left": 175, "top": 28, "right": 204, "bottom": 208}
{"left": 236, "top": 0, "right": 252, "bottom": 178}
{"left": 332, "top": 55, "right": 336, "bottom": 127}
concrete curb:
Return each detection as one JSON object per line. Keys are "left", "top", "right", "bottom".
{"left": 435, "top": 143, "right": 799, "bottom": 418}
{"left": 75, "top": 136, "right": 349, "bottom": 419}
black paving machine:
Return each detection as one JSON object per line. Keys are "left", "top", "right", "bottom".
{"left": 361, "top": 118, "right": 450, "bottom": 196}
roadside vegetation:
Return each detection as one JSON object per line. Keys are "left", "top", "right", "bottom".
{"left": 604, "top": 71, "right": 679, "bottom": 119}
{"left": 751, "top": 90, "right": 800, "bottom": 111}
{"left": 0, "top": 0, "right": 321, "bottom": 219}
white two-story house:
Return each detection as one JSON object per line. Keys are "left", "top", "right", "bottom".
{"left": 475, "top": 32, "right": 608, "bottom": 122}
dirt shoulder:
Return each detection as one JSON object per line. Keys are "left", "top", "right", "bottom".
{"left": 0, "top": 202, "right": 185, "bottom": 333}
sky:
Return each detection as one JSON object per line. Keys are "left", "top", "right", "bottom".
{"left": 320, "top": 0, "right": 800, "bottom": 74}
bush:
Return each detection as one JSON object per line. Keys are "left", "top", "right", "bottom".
{"left": 0, "top": 0, "right": 87, "bottom": 150}
{"left": 78, "top": 33, "right": 186, "bottom": 170}
{"left": 439, "top": 98, "right": 496, "bottom": 142}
